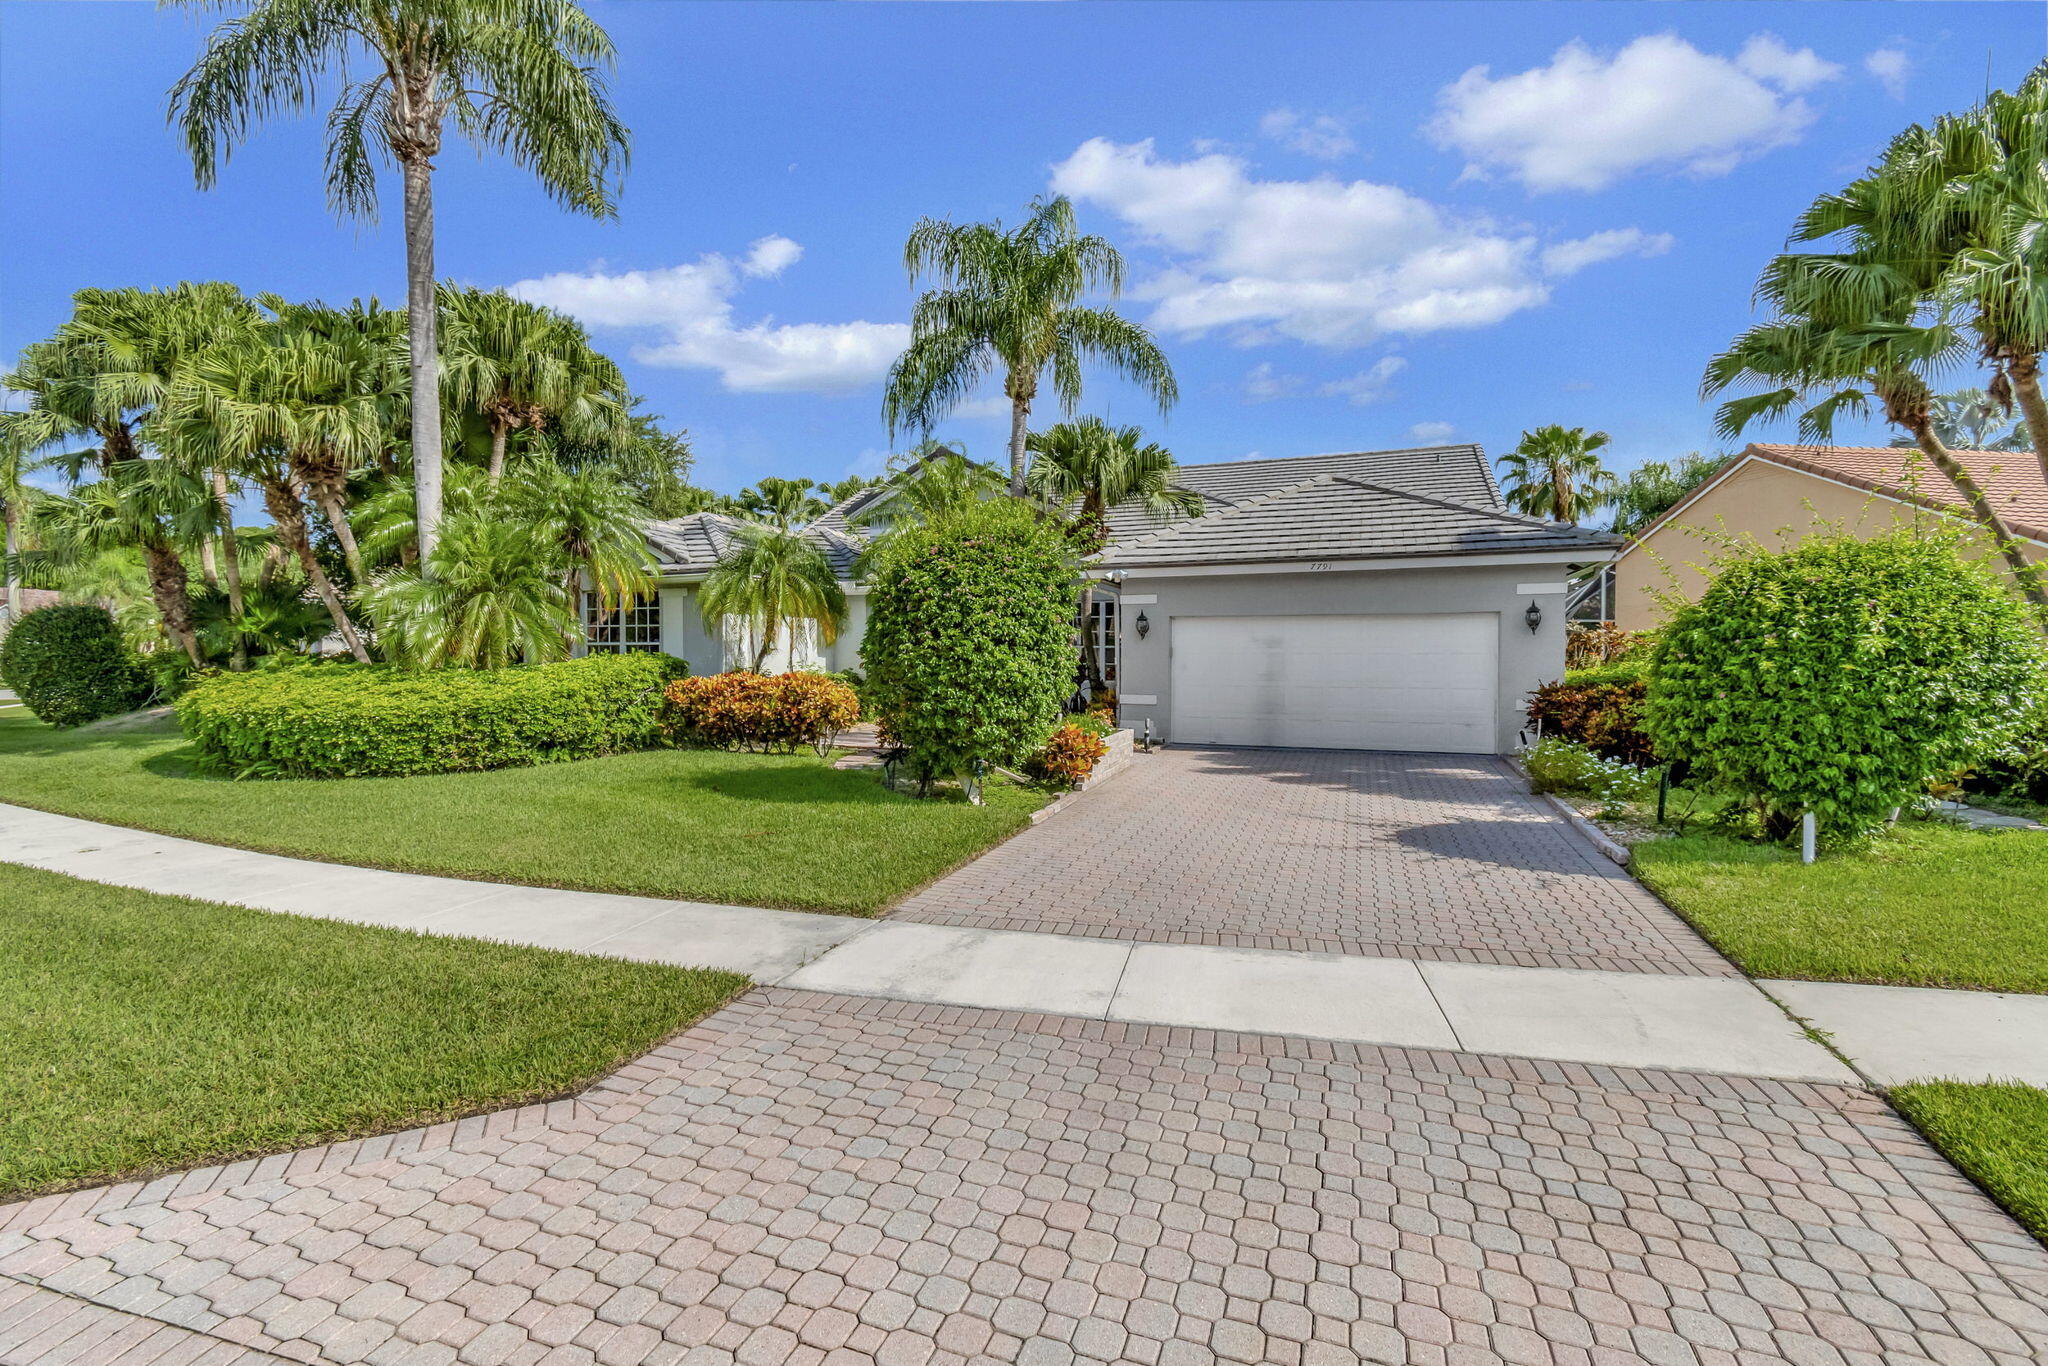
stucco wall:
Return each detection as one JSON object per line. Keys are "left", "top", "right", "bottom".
{"left": 1111, "top": 563, "right": 1574, "bottom": 755}
{"left": 1612, "top": 459, "right": 2048, "bottom": 631}
{"left": 650, "top": 582, "right": 866, "bottom": 675}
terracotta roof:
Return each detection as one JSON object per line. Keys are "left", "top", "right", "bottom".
{"left": 1748, "top": 443, "right": 2048, "bottom": 543}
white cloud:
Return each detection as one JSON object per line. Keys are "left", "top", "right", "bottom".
{"left": 1050, "top": 137, "right": 1655, "bottom": 347}
{"left": 1427, "top": 33, "right": 1841, "bottom": 192}
{"left": 1319, "top": 356, "right": 1407, "bottom": 405}
{"left": 509, "top": 236, "right": 907, "bottom": 394}
{"left": 1242, "top": 361, "right": 1302, "bottom": 402}
{"left": 1259, "top": 108, "right": 1356, "bottom": 160}
{"left": 1865, "top": 46, "right": 1911, "bottom": 99}
{"left": 1540, "top": 227, "right": 1674, "bottom": 276}
{"left": 1409, "top": 420, "right": 1456, "bottom": 441}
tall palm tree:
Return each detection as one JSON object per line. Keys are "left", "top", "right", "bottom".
{"left": 362, "top": 516, "right": 570, "bottom": 668}
{"left": 1888, "top": 388, "right": 2031, "bottom": 451}
{"left": 883, "top": 195, "right": 1177, "bottom": 496}
{"left": 1497, "top": 426, "right": 1618, "bottom": 524}
{"left": 168, "top": 0, "right": 631, "bottom": 565}
{"left": 439, "top": 285, "right": 627, "bottom": 484}
{"left": 698, "top": 526, "right": 845, "bottom": 673}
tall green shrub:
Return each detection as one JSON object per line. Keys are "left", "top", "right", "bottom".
{"left": 1644, "top": 529, "right": 2046, "bottom": 840}
{"left": 862, "top": 499, "right": 1076, "bottom": 792}
{"left": 0, "top": 604, "right": 149, "bottom": 727}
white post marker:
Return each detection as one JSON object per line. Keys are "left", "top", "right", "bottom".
{"left": 1800, "top": 811, "right": 1817, "bottom": 865}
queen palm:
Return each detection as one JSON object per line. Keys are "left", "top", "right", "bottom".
{"left": 698, "top": 526, "right": 846, "bottom": 673}
{"left": 1497, "top": 426, "right": 1618, "bottom": 524}
{"left": 883, "top": 195, "right": 1177, "bottom": 496}
{"left": 439, "top": 286, "right": 627, "bottom": 485}
{"left": 168, "top": 0, "right": 631, "bottom": 565}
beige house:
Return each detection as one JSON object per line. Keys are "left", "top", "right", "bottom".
{"left": 1610, "top": 443, "right": 2048, "bottom": 631}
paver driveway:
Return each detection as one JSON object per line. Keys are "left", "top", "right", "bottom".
{"left": 891, "top": 747, "right": 1733, "bottom": 976}
{"left": 6, "top": 990, "right": 2045, "bottom": 1366}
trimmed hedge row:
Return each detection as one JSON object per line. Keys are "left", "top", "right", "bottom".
{"left": 0, "top": 604, "right": 150, "bottom": 728}
{"left": 178, "top": 653, "right": 686, "bottom": 778}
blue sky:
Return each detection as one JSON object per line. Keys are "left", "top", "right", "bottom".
{"left": 3, "top": 1, "right": 2043, "bottom": 497}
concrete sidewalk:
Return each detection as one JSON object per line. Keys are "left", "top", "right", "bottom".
{"left": 1, "top": 800, "right": 2031, "bottom": 1087}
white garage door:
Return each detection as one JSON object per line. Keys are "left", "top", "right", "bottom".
{"left": 1169, "top": 614, "right": 1499, "bottom": 753}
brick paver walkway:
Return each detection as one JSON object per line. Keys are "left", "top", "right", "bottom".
{"left": 6, "top": 990, "right": 2044, "bottom": 1366}
{"left": 890, "top": 748, "right": 1734, "bottom": 975}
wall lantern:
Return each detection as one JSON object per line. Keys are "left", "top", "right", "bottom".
{"left": 1135, "top": 611, "right": 1151, "bottom": 639}
{"left": 1524, "top": 600, "right": 1543, "bottom": 634}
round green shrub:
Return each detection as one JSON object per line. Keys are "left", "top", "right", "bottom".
{"left": 1643, "top": 528, "right": 2047, "bottom": 840}
{"left": 0, "top": 604, "right": 150, "bottom": 728}
{"left": 177, "top": 653, "right": 686, "bottom": 778}
{"left": 862, "top": 499, "right": 1077, "bottom": 784}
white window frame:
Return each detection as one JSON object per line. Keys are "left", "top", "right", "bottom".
{"left": 584, "top": 593, "right": 661, "bottom": 653}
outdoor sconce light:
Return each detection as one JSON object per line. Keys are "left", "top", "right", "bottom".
{"left": 1135, "top": 611, "right": 1150, "bottom": 639}
{"left": 1524, "top": 600, "right": 1543, "bottom": 634}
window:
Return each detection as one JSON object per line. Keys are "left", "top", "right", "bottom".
{"left": 584, "top": 593, "right": 661, "bottom": 653}
{"left": 1091, "top": 597, "right": 1118, "bottom": 682}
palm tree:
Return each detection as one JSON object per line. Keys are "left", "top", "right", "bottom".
{"left": 698, "top": 525, "right": 846, "bottom": 673}
{"left": 1, "top": 414, "right": 43, "bottom": 627}
{"left": 363, "top": 515, "right": 572, "bottom": 668}
{"left": 1497, "top": 426, "right": 1619, "bottom": 524}
{"left": 737, "top": 476, "right": 829, "bottom": 530}
{"left": 883, "top": 195, "right": 1177, "bottom": 496}
{"left": 492, "top": 463, "right": 653, "bottom": 645}
{"left": 41, "top": 461, "right": 216, "bottom": 665}
{"left": 439, "top": 286, "right": 627, "bottom": 485}
{"left": 168, "top": 0, "right": 631, "bottom": 566}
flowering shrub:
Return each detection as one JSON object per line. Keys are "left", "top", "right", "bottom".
{"left": 1025, "top": 722, "right": 1111, "bottom": 787}
{"left": 663, "top": 670, "right": 859, "bottom": 755}
{"left": 1527, "top": 659, "right": 1653, "bottom": 765}
{"left": 1522, "top": 737, "right": 1657, "bottom": 817}
{"left": 1645, "top": 529, "right": 2047, "bottom": 840}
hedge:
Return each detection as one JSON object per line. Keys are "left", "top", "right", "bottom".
{"left": 178, "top": 653, "right": 686, "bottom": 779}
{"left": 0, "top": 604, "right": 150, "bottom": 728}
{"left": 664, "top": 671, "right": 859, "bottom": 755}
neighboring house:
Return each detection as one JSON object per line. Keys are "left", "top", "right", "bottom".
{"left": 0, "top": 587, "right": 60, "bottom": 642}
{"left": 602, "top": 444, "right": 1618, "bottom": 756}
{"left": 1610, "top": 444, "right": 2048, "bottom": 632}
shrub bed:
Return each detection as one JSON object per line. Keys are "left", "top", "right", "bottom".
{"left": 0, "top": 604, "right": 150, "bottom": 728}
{"left": 1527, "top": 658, "right": 1652, "bottom": 764}
{"left": 664, "top": 671, "right": 859, "bottom": 754}
{"left": 178, "top": 653, "right": 685, "bottom": 779}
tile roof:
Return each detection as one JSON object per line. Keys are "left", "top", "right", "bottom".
{"left": 641, "top": 513, "right": 862, "bottom": 579}
{"left": 1746, "top": 443, "right": 2048, "bottom": 542}
{"left": 1097, "top": 474, "right": 1618, "bottom": 569}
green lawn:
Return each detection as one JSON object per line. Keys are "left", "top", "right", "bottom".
{"left": 1634, "top": 821, "right": 2048, "bottom": 993}
{"left": 1891, "top": 1082, "right": 2048, "bottom": 1243}
{"left": 1, "top": 861, "right": 746, "bottom": 1199}
{"left": 0, "top": 711, "right": 1043, "bottom": 913}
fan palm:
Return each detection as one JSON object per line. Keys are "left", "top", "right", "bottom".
{"left": 439, "top": 285, "right": 627, "bottom": 484}
{"left": 698, "top": 525, "right": 845, "bottom": 673}
{"left": 40, "top": 462, "right": 216, "bottom": 665}
{"left": 883, "top": 195, "right": 1177, "bottom": 496}
{"left": 362, "top": 516, "right": 571, "bottom": 668}
{"left": 1497, "top": 426, "right": 1618, "bottom": 524}
{"left": 1026, "top": 417, "right": 1204, "bottom": 552}
{"left": 168, "top": 0, "right": 631, "bottom": 564}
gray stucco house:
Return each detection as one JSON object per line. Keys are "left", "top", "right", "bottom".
{"left": 602, "top": 444, "right": 1617, "bottom": 756}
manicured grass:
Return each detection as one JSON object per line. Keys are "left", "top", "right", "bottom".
{"left": 0, "top": 861, "right": 746, "bottom": 1199}
{"left": 1634, "top": 821, "right": 2048, "bottom": 993}
{"left": 1891, "top": 1082, "right": 2048, "bottom": 1243}
{"left": 0, "top": 711, "right": 1043, "bottom": 912}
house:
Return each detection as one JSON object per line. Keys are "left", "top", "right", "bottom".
{"left": 1609, "top": 443, "right": 2048, "bottom": 632}
{"left": 601, "top": 444, "right": 1619, "bottom": 756}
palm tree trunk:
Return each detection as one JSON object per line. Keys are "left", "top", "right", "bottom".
{"left": 199, "top": 537, "right": 219, "bottom": 590}
{"left": 1909, "top": 422, "right": 2048, "bottom": 617}
{"left": 314, "top": 487, "right": 368, "bottom": 585}
{"left": 489, "top": 422, "right": 510, "bottom": 486}
{"left": 212, "top": 467, "right": 247, "bottom": 670}
{"left": 752, "top": 615, "right": 777, "bottom": 673}
{"left": 1007, "top": 393, "right": 1031, "bottom": 497}
{"left": 141, "top": 538, "right": 204, "bottom": 667}
{"left": 4, "top": 499, "right": 22, "bottom": 626}
{"left": 563, "top": 566, "right": 583, "bottom": 654}
{"left": 263, "top": 478, "right": 371, "bottom": 663}
{"left": 2002, "top": 354, "right": 2048, "bottom": 489}
{"left": 402, "top": 153, "right": 444, "bottom": 568}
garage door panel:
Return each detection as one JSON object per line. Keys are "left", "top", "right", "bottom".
{"left": 1170, "top": 614, "right": 1498, "bottom": 753}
